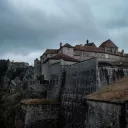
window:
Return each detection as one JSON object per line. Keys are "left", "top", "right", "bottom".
{"left": 107, "top": 48, "right": 112, "bottom": 53}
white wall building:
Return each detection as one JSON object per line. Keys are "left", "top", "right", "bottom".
{"left": 41, "top": 54, "right": 78, "bottom": 80}
{"left": 35, "top": 39, "right": 128, "bottom": 81}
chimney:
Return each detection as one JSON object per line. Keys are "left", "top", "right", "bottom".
{"left": 60, "top": 42, "right": 62, "bottom": 48}
{"left": 86, "top": 39, "right": 89, "bottom": 45}
{"left": 122, "top": 49, "right": 124, "bottom": 56}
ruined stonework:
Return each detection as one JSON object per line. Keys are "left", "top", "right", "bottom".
{"left": 21, "top": 103, "right": 60, "bottom": 128}
{"left": 85, "top": 100, "right": 126, "bottom": 128}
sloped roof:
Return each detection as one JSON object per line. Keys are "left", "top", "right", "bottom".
{"left": 63, "top": 43, "right": 74, "bottom": 48}
{"left": 40, "top": 49, "right": 58, "bottom": 58}
{"left": 75, "top": 44, "right": 104, "bottom": 53}
{"left": 43, "top": 53, "right": 79, "bottom": 63}
{"left": 84, "top": 42, "right": 97, "bottom": 48}
{"left": 99, "top": 39, "right": 118, "bottom": 48}
{"left": 74, "top": 40, "right": 122, "bottom": 56}
{"left": 51, "top": 53, "right": 79, "bottom": 62}
{"left": 87, "top": 76, "right": 128, "bottom": 102}
{"left": 45, "top": 49, "right": 58, "bottom": 54}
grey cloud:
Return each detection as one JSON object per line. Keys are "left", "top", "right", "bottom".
{"left": 0, "top": 0, "right": 128, "bottom": 62}
{"left": 0, "top": 0, "right": 108, "bottom": 56}
{"left": 86, "top": 0, "right": 128, "bottom": 52}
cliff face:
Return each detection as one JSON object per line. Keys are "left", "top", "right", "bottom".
{"left": 0, "top": 90, "right": 23, "bottom": 128}
{"left": 0, "top": 62, "right": 40, "bottom": 128}
{"left": 2, "top": 66, "right": 34, "bottom": 89}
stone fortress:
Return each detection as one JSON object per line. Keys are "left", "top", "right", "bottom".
{"left": 34, "top": 39, "right": 128, "bottom": 81}
{"left": 19, "top": 39, "right": 128, "bottom": 128}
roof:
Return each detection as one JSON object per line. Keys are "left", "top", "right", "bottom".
{"left": 84, "top": 42, "right": 97, "bottom": 48}
{"left": 87, "top": 76, "right": 128, "bottom": 103}
{"left": 40, "top": 49, "right": 58, "bottom": 58}
{"left": 74, "top": 44, "right": 104, "bottom": 53}
{"left": 99, "top": 39, "right": 118, "bottom": 48}
{"left": 52, "top": 54, "right": 79, "bottom": 62}
{"left": 75, "top": 43, "right": 122, "bottom": 56}
{"left": 62, "top": 43, "right": 73, "bottom": 48}
{"left": 44, "top": 49, "right": 58, "bottom": 54}
{"left": 44, "top": 53, "right": 79, "bottom": 63}
{"left": 20, "top": 99, "right": 59, "bottom": 105}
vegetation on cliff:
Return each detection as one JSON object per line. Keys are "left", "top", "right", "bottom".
{"left": 0, "top": 89, "right": 22, "bottom": 128}
{"left": 0, "top": 59, "right": 9, "bottom": 86}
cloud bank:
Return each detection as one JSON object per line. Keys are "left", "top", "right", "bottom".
{"left": 1, "top": 0, "right": 128, "bottom": 64}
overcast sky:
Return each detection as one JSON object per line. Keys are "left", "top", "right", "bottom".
{"left": 1, "top": 0, "right": 128, "bottom": 65}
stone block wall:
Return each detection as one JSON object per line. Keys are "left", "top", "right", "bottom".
{"left": 85, "top": 100, "right": 126, "bottom": 128}
{"left": 99, "top": 66, "right": 128, "bottom": 88}
{"left": 47, "top": 58, "right": 128, "bottom": 128}
{"left": 21, "top": 103, "right": 60, "bottom": 128}
{"left": 58, "top": 58, "right": 98, "bottom": 128}
{"left": 59, "top": 88, "right": 87, "bottom": 128}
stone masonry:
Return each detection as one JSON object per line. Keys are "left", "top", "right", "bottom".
{"left": 21, "top": 101, "right": 60, "bottom": 128}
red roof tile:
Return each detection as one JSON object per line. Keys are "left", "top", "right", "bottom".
{"left": 44, "top": 53, "right": 79, "bottom": 63}
{"left": 74, "top": 44, "right": 104, "bottom": 53}
{"left": 51, "top": 54, "right": 79, "bottom": 62}
{"left": 74, "top": 44, "right": 122, "bottom": 56}
{"left": 99, "top": 39, "right": 118, "bottom": 48}
{"left": 84, "top": 42, "right": 97, "bottom": 48}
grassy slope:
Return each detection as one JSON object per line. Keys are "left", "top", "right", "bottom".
{"left": 87, "top": 76, "right": 128, "bottom": 102}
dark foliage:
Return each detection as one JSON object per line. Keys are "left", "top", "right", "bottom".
{"left": 37, "top": 75, "right": 44, "bottom": 84}
{"left": 22, "top": 82, "right": 28, "bottom": 90}
{"left": 40, "top": 90, "right": 47, "bottom": 98}
{"left": 0, "top": 91, "right": 8, "bottom": 128}
{"left": 0, "top": 59, "right": 9, "bottom": 86}
{"left": 11, "top": 68, "right": 25, "bottom": 80}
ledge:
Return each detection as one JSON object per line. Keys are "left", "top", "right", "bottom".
{"left": 20, "top": 99, "right": 59, "bottom": 105}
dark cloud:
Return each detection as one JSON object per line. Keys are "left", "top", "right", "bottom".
{"left": 1, "top": 0, "right": 107, "bottom": 54}
{"left": 0, "top": 0, "right": 128, "bottom": 64}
